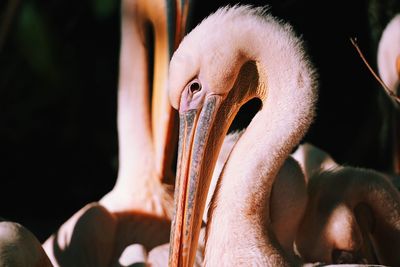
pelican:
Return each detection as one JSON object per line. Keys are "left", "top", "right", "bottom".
{"left": 292, "top": 143, "right": 400, "bottom": 265}
{"left": 42, "top": 0, "right": 192, "bottom": 265}
{"left": 377, "top": 14, "right": 400, "bottom": 174}
{"left": 168, "top": 5, "right": 317, "bottom": 266}
{"left": 296, "top": 166, "right": 400, "bottom": 266}
{"left": 99, "top": 0, "right": 182, "bottom": 217}
{"left": 291, "top": 143, "right": 400, "bottom": 265}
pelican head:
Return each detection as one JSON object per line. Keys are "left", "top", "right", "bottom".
{"left": 168, "top": 5, "right": 316, "bottom": 266}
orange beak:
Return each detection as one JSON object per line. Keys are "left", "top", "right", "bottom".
{"left": 170, "top": 95, "right": 228, "bottom": 266}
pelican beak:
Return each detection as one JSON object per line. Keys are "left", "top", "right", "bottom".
{"left": 169, "top": 94, "right": 226, "bottom": 267}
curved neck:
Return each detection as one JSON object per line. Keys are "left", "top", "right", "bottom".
{"left": 116, "top": 0, "right": 175, "bottom": 190}
{"left": 205, "top": 21, "right": 316, "bottom": 266}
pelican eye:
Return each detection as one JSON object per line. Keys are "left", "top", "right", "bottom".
{"left": 188, "top": 80, "right": 202, "bottom": 94}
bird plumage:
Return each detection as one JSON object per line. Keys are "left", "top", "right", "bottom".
{"left": 377, "top": 14, "right": 400, "bottom": 95}
{"left": 296, "top": 166, "right": 400, "bottom": 266}
{"left": 0, "top": 220, "right": 53, "bottom": 267}
{"left": 168, "top": 5, "right": 317, "bottom": 266}
{"left": 42, "top": 0, "right": 189, "bottom": 265}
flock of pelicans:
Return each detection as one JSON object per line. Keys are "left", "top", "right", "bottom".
{"left": 1, "top": 2, "right": 400, "bottom": 267}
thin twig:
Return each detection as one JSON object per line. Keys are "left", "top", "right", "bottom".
{"left": 350, "top": 37, "right": 400, "bottom": 107}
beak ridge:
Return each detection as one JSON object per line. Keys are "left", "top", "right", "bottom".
{"left": 169, "top": 95, "right": 223, "bottom": 267}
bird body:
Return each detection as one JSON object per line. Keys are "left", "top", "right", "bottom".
{"left": 296, "top": 166, "right": 400, "bottom": 266}
{"left": 289, "top": 143, "right": 400, "bottom": 265}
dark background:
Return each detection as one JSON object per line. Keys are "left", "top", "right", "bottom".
{"left": 1, "top": 0, "right": 400, "bottom": 242}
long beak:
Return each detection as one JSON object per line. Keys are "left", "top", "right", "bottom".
{"left": 169, "top": 95, "right": 226, "bottom": 267}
